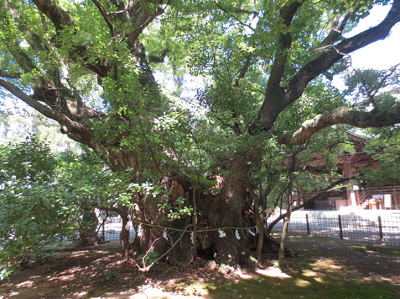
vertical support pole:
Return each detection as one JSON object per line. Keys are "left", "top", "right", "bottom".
{"left": 100, "top": 212, "right": 107, "bottom": 241}
{"left": 306, "top": 214, "right": 310, "bottom": 236}
{"left": 378, "top": 216, "right": 383, "bottom": 243}
{"left": 393, "top": 195, "right": 399, "bottom": 209}
{"left": 338, "top": 214, "right": 343, "bottom": 240}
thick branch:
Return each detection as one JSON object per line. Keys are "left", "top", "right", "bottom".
{"left": 92, "top": 0, "right": 115, "bottom": 38}
{"left": 32, "top": 0, "right": 111, "bottom": 77}
{"left": 235, "top": 55, "right": 252, "bottom": 86}
{"left": 3, "top": 40, "right": 37, "bottom": 73}
{"left": 32, "top": 0, "right": 73, "bottom": 32}
{"left": 318, "top": 10, "right": 353, "bottom": 48}
{"left": 4, "top": 1, "right": 48, "bottom": 53}
{"left": 0, "top": 71, "right": 21, "bottom": 79}
{"left": 278, "top": 105, "right": 400, "bottom": 145}
{"left": 285, "top": 0, "right": 400, "bottom": 105}
{"left": 5, "top": 5, "right": 71, "bottom": 102}
{"left": 256, "top": 0, "right": 400, "bottom": 130}
{"left": 0, "top": 79, "right": 72, "bottom": 127}
{"left": 212, "top": 0, "right": 256, "bottom": 32}
{"left": 255, "top": 0, "right": 304, "bottom": 128}
{"left": 267, "top": 1, "right": 303, "bottom": 89}
{"left": 125, "top": 4, "right": 167, "bottom": 43}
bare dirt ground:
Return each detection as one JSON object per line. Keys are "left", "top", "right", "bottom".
{"left": 1, "top": 237, "right": 400, "bottom": 299}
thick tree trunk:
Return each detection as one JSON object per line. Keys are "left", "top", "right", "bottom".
{"left": 278, "top": 210, "right": 291, "bottom": 269}
{"left": 130, "top": 194, "right": 159, "bottom": 256}
{"left": 279, "top": 149, "right": 297, "bottom": 268}
{"left": 80, "top": 209, "right": 99, "bottom": 246}
{"left": 118, "top": 205, "right": 132, "bottom": 259}
{"left": 129, "top": 177, "right": 193, "bottom": 266}
{"left": 203, "top": 157, "right": 257, "bottom": 269}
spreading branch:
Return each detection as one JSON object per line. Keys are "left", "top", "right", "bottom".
{"left": 278, "top": 105, "right": 400, "bottom": 145}
{"left": 355, "top": 63, "right": 400, "bottom": 112}
{"left": 212, "top": 0, "right": 256, "bottom": 32}
{"left": 266, "top": 177, "right": 350, "bottom": 233}
{"left": 32, "top": 0, "right": 74, "bottom": 32}
{"left": 0, "top": 78, "right": 101, "bottom": 148}
{"left": 32, "top": 0, "right": 111, "bottom": 77}
{"left": 124, "top": 3, "right": 168, "bottom": 43}
{"left": 318, "top": 10, "right": 353, "bottom": 49}
{"left": 0, "top": 78, "right": 77, "bottom": 130}
{"left": 0, "top": 71, "right": 21, "bottom": 79}
{"left": 255, "top": 0, "right": 304, "bottom": 128}
{"left": 256, "top": 0, "right": 400, "bottom": 130}
{"left": 92, "top": 0, "right": 115, "bottom": 38}
{"left": 285, "top": 0, "right": 400, "bottom": 104}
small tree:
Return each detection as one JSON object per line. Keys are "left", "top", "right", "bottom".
{"left": 0, "top": 136, "right": 132, "bottom": 278}
{"left": 0, "top": 136, "right": 74, "bottom": 278}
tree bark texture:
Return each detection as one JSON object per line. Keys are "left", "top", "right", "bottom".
{"left": 203, "top": 156, "right": 257, "bottom": 268}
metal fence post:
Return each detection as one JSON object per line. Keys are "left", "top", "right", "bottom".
{"left": 306, "top": 214, "right": 310, "bottom": 236}
{"left": 378, "top": 216, "right": 383, "bottom": 243}
{"left": 338, "top": 214, "right": 343, "bottom": 240}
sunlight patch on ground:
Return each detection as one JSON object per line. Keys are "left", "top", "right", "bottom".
{"left": 70, "top": 251, "right": 90, "bottom": 257}
{"left": 310, "top": 258, "right": 343, "bottom": 273}
{"left": 55, "top": 274, "right": 75, "bottom": 281}
{"left": 363, "top": 274, "right": 400, "bottom": 285}
{"left": 233, "top": 268, "right": 253, "bottom": 279}
{"left": 313, "top": 277, "right": 324, "bottom": 283}
{"left": 29, "top": 275, "right": 41, "bottom": 279}
{"left": 163, "top": 278, "right": 210, "bottom": 297}
{"left": 7, "top": 292, "right": 19, "bottom": 297}
{"left": 295, "top": 278, "right": 312, "bottom": 287}
{"left": 73, "top": 291, "right": 88, "bottom": 297}
{"left": 256, "top": 267, "right": 291, "bottom": 278}
{"left": 302, "top": 269, "right": 318, "bottom": 277}
{"left": 301, "top": 269, "right": 326, "bottom": 283}
{"left": 15, "top": 280, "right": 34, "bottom": 288}
{"left": 237, "top": 272, "right": 253, "bottom": 279}
{"left": 136, "top": 284, "right": 206, "bottom": 299}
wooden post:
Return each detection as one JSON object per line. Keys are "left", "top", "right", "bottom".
{"left": 343, "top": 161, "right": 356, "bottom": 207}
{"left": 378, "top": 216, "right": 383, "bottom": 243}
{"left": 393, "top": 194, "right": 399, "bottom": 210}
{"left": 338, "top": 214, "right": 343, "bottom": 240}
{"left": 306, "top": 214, "right": 310, "bottom": 236}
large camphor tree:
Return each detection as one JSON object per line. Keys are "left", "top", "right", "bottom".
{"left": 1, "top": 0, "right": 400, "bottom": 268}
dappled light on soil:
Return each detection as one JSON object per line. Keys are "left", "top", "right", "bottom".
{"left": 15, "top": 280, "right": 34, "bottom": 288}
{"left": 256, "top": 267, "right": 291, "bottom": 278}
{"left": 309, "top": 258, "right": 344, "bottom": 273}
{"left": 1, "top": 238, "right": 400, "bottom": 298}
{"left": 294, "top": 278, "right": 312, "bottom": 287}
{"left": 301, "top": 269, "right": 319, "bottom": 277}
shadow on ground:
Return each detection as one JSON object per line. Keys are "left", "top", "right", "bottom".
{"left": 1, "top": 237, "right": 400, "bottom": 299}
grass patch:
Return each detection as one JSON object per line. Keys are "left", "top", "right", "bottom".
{"left": 199, "top": 236, "right": 400, "bottom": 298}
{"left": 206, "top": 275, "right": 400, "bottom": 299}
{"left": 352, "top": 245, "right": 400, "bottom": 256}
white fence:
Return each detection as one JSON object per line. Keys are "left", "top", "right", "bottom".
{"left": 267, "top": 209, "right": 400, "bottom": 246}
{"left": 96, "top": 210, "right": 400, "bottom": 246}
